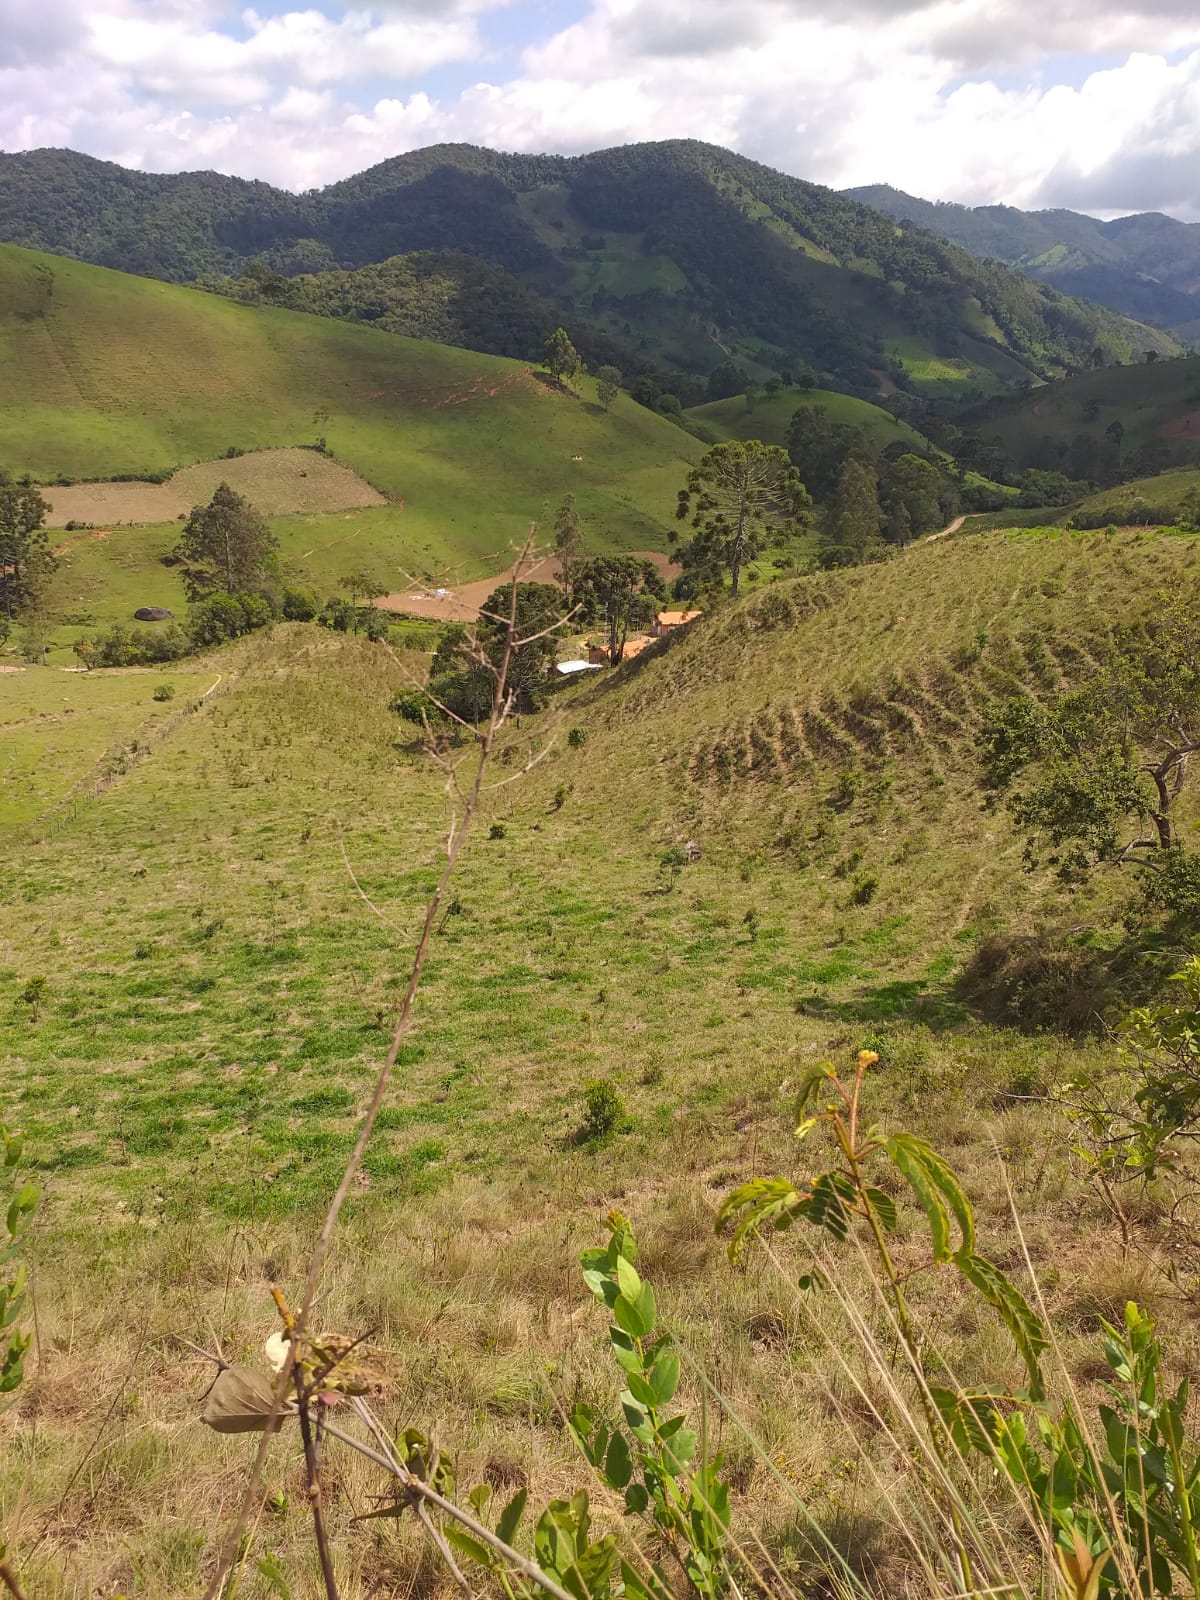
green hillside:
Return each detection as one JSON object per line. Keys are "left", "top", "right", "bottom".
{"left": 0, "top": 243, "right": 697, "bottom": 631}
{"left": 848, "top": 183, "right": 1200, "bottom": 333}
{"left": 0, "top": 143, "right": 1178, "bottom": 401}
{"left": 686, "top": 385, "right": 929, "bottom": 450}
{"left": 963, "top": 352, "right": 1200, "bottom": 474}
{"left": 6, "top": 522, "right": 1200, "bottom": 1591}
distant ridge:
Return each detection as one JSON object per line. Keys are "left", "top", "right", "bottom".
{"left": 847, "top": 182, "right": 1200, "bottom": 337}
{"left": 0, "top": 141, "right": 1178, "bottom": 398}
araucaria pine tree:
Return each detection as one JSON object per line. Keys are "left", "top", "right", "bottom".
{"left": 675, "top": 440, "right": 809, "bottom": 598}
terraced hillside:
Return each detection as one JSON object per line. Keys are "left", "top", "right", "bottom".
{"left": 0, "top": 242, "right": 698, "bottom": 633}
{"left": 4, "top": 524, "right": 1200, "bottom": 1593}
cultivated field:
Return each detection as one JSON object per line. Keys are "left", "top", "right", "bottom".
{"left": 5, "top": 526, "right": 1200, "bottom": 1595}
{"left": 40, "top": 448, "right": 387, "bottom": 527}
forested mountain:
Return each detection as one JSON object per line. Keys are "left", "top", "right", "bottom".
{"left": 0, "top": 141, "right": 1178, "bottom": 397}
{"left": 848, "top": 183, "right": 1200, "bottom": 337}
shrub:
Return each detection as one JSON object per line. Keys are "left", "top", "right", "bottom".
{"left": 489, "top": 823, "right": 507, "bottom": 840}
{"left": 850, "top": 872, "right": 879, "bottom": 906}
{"left": 579, "top": 1080, "right": 624, "bottom": 1143}
{"left": 152, "top": 683, "right": 176, "bottom": 702}
{"left": 567, "top": 727, "right": 587, "bottom": 749}
{"left": 956, "top": 930, "right": 1116, "bottom": 1036}
{"left": 281, "top": 587, "right": 318, "bottom": 622}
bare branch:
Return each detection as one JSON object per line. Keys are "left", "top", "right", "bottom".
{"left": 202, "top": 533, "right": 538, "bottom": 1600}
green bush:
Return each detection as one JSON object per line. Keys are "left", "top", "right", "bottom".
{"left": 152, "top": 683, "right": 175, "bottom": 702}
{"left": 579, "top": 1080, "right": 624, "bottom": 1143}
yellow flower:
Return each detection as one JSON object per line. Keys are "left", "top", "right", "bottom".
{"left": 857, "top": 1049, "right": 880, "bottom": 1068}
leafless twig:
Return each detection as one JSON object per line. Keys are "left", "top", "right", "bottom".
{"left": 202, "top": 534, "right": 539, "bottom": 1600}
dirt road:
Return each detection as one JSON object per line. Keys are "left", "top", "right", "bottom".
{"left": 375, "top": 550, "right": 678, "bottom": 622}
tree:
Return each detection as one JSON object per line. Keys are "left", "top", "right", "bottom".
{"left": 1105, "top": 418, "right": 1126, "bottom": 451}
{"left": 675, "top": 441, "right": 810, "bottom": 599}
{"left": 705, "top": 361, "right": 749, "bottom": 402}
{"left": 477, "top": 581, "right": 564, "bottom": 713}
{"left": 820, "top": 459, "right": 882, "bottom": 568}
{"left": 339, "top": 570, "right": 386, "bottom": 633}
{"left": 879, "top": 453, "right": 942, "bottom": 539}
{"left": 0, "top": 483, "right": 54, "bottom": 620}
{"left": 982, "top": 603, "right": 1200, "bottom": 927}
{"left": 596, "top": 365, "right": 621, "bottom": 412}
{"left": 786, "top": 406, "right": 868, "bottom": 501}
{"left": 884, "top": 497, "right": 911, "bottom": 549}
{"left": 544, "top": 327, "right": 582, "bottom": 386}
{"left": 553, "top": 494, "right": 586, "bottom": 608}
{"left": 576, "top": 556, "right": 665, "bottom": 665}
{"left": 173, "top": 483, "right": 277, "bottom": 601}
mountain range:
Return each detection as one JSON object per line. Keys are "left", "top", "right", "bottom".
{"left": 0, "top": 141, "right": 1178, "bottom": 402}
{"left": 847, "top": 184, "right": 1200, "bottom": 340}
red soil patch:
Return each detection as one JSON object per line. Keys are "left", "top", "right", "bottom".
{"left": 375, "top": 549, "right": 679, "bottom": 623}
{"left": 1162, "top": 410, "right": 1200, "bottom": 439}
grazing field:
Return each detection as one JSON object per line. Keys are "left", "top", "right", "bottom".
{"left": 0, "top": 663, "right": 217, "bottom": 831}
{"left": 685, "top": 385, "right": 928, "bottom": 451}
{"left": 40, "top": 448, "right": 387, "bottom": 527}
{"left": 0, "top": 242, "right": 697, "bottom": 642}
{"left": 6, "top": 526, "right": 1200, "bottom": 1595}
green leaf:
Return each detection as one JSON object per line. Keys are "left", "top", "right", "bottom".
{"left": 623, "top": 1484, "right": 650, "bottom": 1516}
{"left": 795, "top": 1062, "right": 836, "bottom": 1114}
{"left": 605, "top": 1432, "right": 633, "bottom": 1490}
{"left": 444, "top": 1525, "right": 495, "bottom": 1568}
{"left": 885, "top": 1133, "right": 975, "bottom": 1261}
{"left": 608, "top": 1326, "right": 643, "bottom": 1375}
{"left": 498, "top": 1488, "right": 528, "bottom": 1545}
{"left": 956, "top": 1252, "right": 1048, "bottom": 1400}
{"left": 800, "top": 1171, "right": 855, "bottom": 1240}
{"left": 661, "top": 1427, "right": 697, "bottom": 1474}
{"left": 716, "top": 1178, "right": 803, "bottom": 1259}
{"left": 649, "top": 1350, "right": 680, "bottom": 1405}
{"left": 615, "top": 1254, "right": 642, "bottom": 1304}
{"left": 625, "top": 1372, "right": 658, "bottom": 1409}
{"left": 614, "top": 1282, "right": 656, "bottom": 1340}
{"left": 863, "top": 1187, "right": 898, "bottom": 1231}
{"left": 256, "top": 1553, "right": 293, "bottom": 1600}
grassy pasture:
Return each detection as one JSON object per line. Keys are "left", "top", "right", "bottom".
{"left": 0, "top": 242, "right": 697, "bottom": 642}
{"left": 685, "top": 385, "right": 928, "bottom": 451}
{"left": 6, "top": 527, "right": 1200, "bottom": 1593}
{"left": 0, "top": 663, "right": 215, "bottom": 830}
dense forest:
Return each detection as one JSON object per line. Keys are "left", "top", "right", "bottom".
{"left": 0, "top": 140, "right": 1179, "bottom": 394}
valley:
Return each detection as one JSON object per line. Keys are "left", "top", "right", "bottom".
{"left": 5, "top": 136, "right": 1200, "bottom": 1600}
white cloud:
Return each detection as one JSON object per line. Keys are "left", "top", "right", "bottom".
{"left": 2, "top": 0, "right": 1200, "bottom": 217}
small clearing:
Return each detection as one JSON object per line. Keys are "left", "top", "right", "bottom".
{"left": 40, "top": 448, "right": 386, "bottom": 527}
{"left": 376, "top": 549, "right": 678, "bottom": 621}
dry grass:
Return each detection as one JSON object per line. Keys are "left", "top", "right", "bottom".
{"left": 5, "top": 527, "right": 1200, "bottom": 1594}
{"left": 40, "top": 449, "right": 388, "bottom": 528}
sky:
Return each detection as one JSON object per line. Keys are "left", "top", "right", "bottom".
{"left": 4, "top": 0, "right": 1200, "bottom": 219}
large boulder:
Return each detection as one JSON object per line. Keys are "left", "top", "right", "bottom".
{"left": 134, "top": 606, "right": 173, "bottom": 622}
